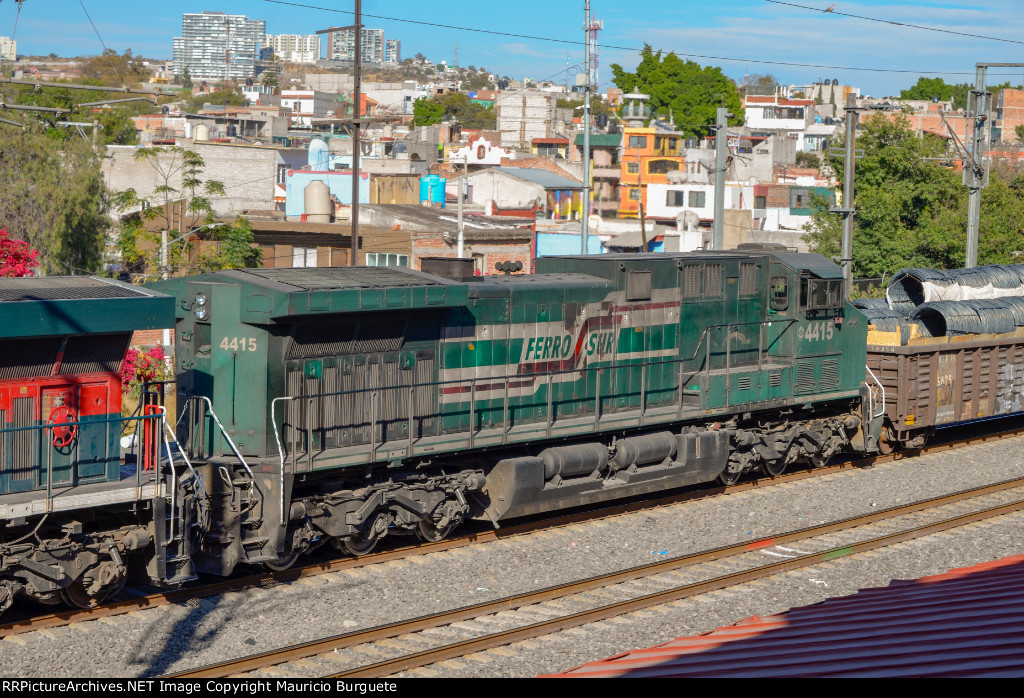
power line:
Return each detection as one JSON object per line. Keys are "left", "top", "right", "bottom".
{"left": 763, "top": 0, "right": 1024, "bottom": 47}
{"left": 258, "top": 0, "right": 1010, "bottom": 76}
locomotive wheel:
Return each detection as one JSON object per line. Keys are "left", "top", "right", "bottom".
{"left": 262, "top": 550, "right": 301, "bottom": 572}
{"left": 718, "top": 468, "right": 742, "bottom": 486}
{"left": 808, "top": 453, "right": 829, "bottom": 469}
{"left": 416, "top": 518, "right": 456, "bottom": 543}
{"left": 59, "top": 574, "right": 126, "bottom": 609}
{"left": 761, "top": 459, "right": 787, "bottom": 477}
{"left": 877, "top": 427, "right": 895, "bottom": 456}
{"left": 338, "top": 531, "right": 379, "bottom": 556}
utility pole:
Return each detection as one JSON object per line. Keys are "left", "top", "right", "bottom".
{"left": 580, "top": 0, "right": 592, "bottom": 255}
{"left": 457, "top": 163, "right": 465, "bottom": 257}
{"left": 712, "top": 107, "right": 728, "bottom": 250}
{"left": 350, "top": 0, "right": 362, "bottom": 266}
{"left": 637, "top": 151, "right": 646, "bottom": 251}
{"left": 839, "top": 93, "right": 858, "bottom": 288}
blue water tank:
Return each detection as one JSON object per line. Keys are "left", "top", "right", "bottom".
{"left": 419, "top": 175, "right": 447, "bottom": 207}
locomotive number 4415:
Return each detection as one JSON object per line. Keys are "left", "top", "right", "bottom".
{"left": 797, "top": 321, "right": 834, "bottom": 342}
{"left": 219, "top": 337, "right": 258, "bottom": 351}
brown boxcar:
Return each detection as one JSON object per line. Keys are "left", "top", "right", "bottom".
{"left": 865, "top": 332, "right": 1024, "bottom": 451}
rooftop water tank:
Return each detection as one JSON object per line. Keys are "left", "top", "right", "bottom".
{"left": 195, "top": 124, "right": 210, "bottom": 141}
{"left": 308, "top": 138, "right": 330, "bottom": 170}
{"left": 419, "top": 175, "right": 446, "bottom": 208}
{"left": 304, "top": 180, "right": 332, "bottom": 223}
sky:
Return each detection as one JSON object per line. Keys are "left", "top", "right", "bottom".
{"left": 3, "top": 1, "right": 1024, "bottom": 97}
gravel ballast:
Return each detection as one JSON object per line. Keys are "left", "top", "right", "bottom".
{"left": 2, "top": 434, "right": 1024, "bottom": 678}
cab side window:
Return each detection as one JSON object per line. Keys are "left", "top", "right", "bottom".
{"left": 770, "top": 275, "right": 789, "bottom": 311}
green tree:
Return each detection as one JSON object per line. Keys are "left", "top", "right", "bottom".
{"left": 1016, "top": 124, "right": 1024, "bottom": 143}
{"left": 261, "top": 56, "right": 281, "bottom": 88}
{"left": 411, "top": 92, "right": 495, "bottom": 129}
{"left": 194, "top": 216, "right": 262, "bottom": 271}
{"left": 79, "top": 48, "right": 149, "bottom": 87}
{"left": 609, "top": 45, "right": 743, "bottom": 138}
{"left": 900, "top": 76, "right": 956, "bottom": 102}
{"left": 112, "top": 146, "right": 227, "bottom": 277}
{"left": 0, "top": 125, "right": 108, "bottom": 273}
{"left": 179, "top": 66, "right": 193, "bottom": 89}
{"left": 803, "top": 113, "right": 1024, "bottom": 277}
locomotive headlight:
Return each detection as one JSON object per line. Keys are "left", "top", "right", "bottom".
{"left": 195, "top": 306, "right": 209, "bottom": 321}
{"left": 195, "top": 292, "right": 208, "bottom": 306}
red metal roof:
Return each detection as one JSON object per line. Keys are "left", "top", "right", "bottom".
{"left": 544, "top": 555, "right": 1024, "bottom": 678}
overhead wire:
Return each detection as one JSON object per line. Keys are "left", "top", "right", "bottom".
{"left": 762, "top": 0, "right": 1024, "bottom": 47}
{"left": 258, "top": 0, "right": 1019, "bottom": 77}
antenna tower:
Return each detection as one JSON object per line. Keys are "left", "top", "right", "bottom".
{"left": 587, "top": 15, "right": 602, "bottom": 90}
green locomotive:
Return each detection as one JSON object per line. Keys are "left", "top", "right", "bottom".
{"left": 150, "top": 249, "right": 876, "bottom": 574}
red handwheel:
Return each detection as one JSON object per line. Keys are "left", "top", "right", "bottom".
{"left": 47, "top": 406, "right": 78, "bottom": 448}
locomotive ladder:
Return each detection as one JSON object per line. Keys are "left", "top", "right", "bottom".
{"left": 184, "top": 396, "right": 272, "bottom": 562}
{"left": 143, "top": 405, "right": 204, "bottom": 585}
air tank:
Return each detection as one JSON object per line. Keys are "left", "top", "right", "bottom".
{"left": 304, "top": 180, "right": 332, "bottom": 223}
{"left": 539, "top": 443, "right": 608, "bottom": 480}
{"left": 195, "top": 124, "right": 210, "bottom": 141}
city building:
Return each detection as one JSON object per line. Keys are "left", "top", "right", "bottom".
{"left": 385, "top": 39, "right": 401, "bottom": 64}
{"left": 744, "top": 95, "right": 815, "bottom": 150}
{"left": 570, "top": 133, "right": 622, "bottom": 218}
{"left": 495, "top": 90, "right": 558, "bottom": 149}
{"left": 0, "top": 36, "right": 15, "bottom": 62}
{"left": 264, "top": 34, "right": 320, "bottom": 63}
{"left": 173, "top": 12, "right": 266, "bottom": 81}
{"left": 320, "top": 26, "right": 385, "bottom": 64}
{"left": 618, "top": 123, "right": 685, "bottom": 218}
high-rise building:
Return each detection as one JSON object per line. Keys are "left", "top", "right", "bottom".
{"left": 0, "top": 36, "right": 16, "bottom": 62}
{"left": 172, "top": 12, "right": 266, "bottom": 81}
{"left": 321, "top": 26, "right": 385, "bottom": 64}
{"left": 264, "top": 34, "right": 320, "bottom": 63}
{"left": 385, "top": 39, "right": 400, "bottom": 64}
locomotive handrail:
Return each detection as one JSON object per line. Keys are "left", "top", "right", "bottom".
{"left": 865, "top": 365, "right": 886, "bottom": 419}
{"left": 0, "top": 411, "right": 167, "bottom": 507}
{"left": 268, "top": 317, "right": 805, "bottom": 465}
{"left": 191, "top": 395, "right": 255, "bottom": 485}
{"left": 270, "top": 396, "right": 290, "bottom": 525}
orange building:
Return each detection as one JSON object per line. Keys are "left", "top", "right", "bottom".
{"left": 617, "top": 125, "right": 685, "bottom": 218}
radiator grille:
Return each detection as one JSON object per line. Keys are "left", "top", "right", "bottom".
{"left": 288, "top": 323, "right": 357, "bottom": 358}
{"left": 59, "top": 334, "right": 128, "bottom": 375}
{"left": 769, "top": 372, "right": 782, "bottom": 387}
{"left": 354, "top": 321, "right": 406, "bottom": 353}
{"left": 737, "top": 376, "right": 752, "bottom": 390}
{"left": 0, "top": 339, "right": 58, "bottom": 379}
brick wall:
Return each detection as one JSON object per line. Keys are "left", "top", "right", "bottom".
{"left": 411, "top": 234, "right": 531, "bottom": 275}
{"left": 132, "top": 329, "right": 174, "bottom": 347}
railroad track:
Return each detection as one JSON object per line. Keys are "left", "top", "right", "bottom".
{"left": 167, "top": 474, "right": 1024, "bottom": 678}
{"left": 3, "top": 420, "right": 1022, "bottom": 640}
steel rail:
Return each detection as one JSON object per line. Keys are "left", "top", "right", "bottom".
{"left": 330, "top": 496, "right": 1024, "bottom": 679}
{"left": 166, "top": 476, "right": 1024, "bottom": 678}
{"left": 3, "top": 419, "right": 1023, "bottom": 639}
